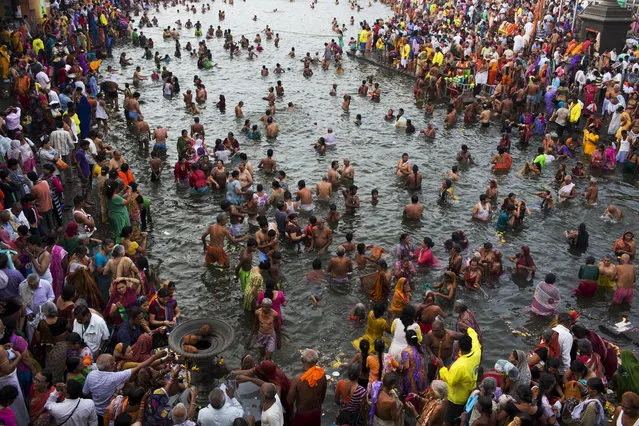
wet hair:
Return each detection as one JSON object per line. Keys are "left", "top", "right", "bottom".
{"left": 399, "top": 305, "right": 416, "bottom": 329}
{"left": 544, "top": 273, "right": 556, "bottom": 284}
{"left": 359, "top": 339, "right": 370, "bottom": 373}
{"left": 0, "top": 385, "right": 18, "bottom": 406}
{"left": 374, "top": 339, "right": 385, "bottom": 380}
{"left": 373, "top": 302, "right": 385, "bottom": 319}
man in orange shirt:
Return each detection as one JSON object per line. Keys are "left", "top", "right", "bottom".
{"left": 27, "top": 171, "right": 56, "bottom": 232}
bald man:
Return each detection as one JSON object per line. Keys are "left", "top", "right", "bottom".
{"left": 83, "top": 351, "right": 166, "bottom": 422}
{"left": 260, "top": 383, "right": 284, "bottom": 426}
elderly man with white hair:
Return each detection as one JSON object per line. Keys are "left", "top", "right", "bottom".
{"left": 83, "top": 350, "right": 166, "bottom": 424}
{"left": 171, "top": 402, "right": 196, "bottom": 426}
{"left": 248, "top": 297, "right": 280, "bottom": 360}
{"left": 19, "top": 273, "right": 54, "bottom": 340}
{"left": 197, "top": 385, "right": 245, "bottom": 426}
{"left": 288, "top": 348, "right": 327, "bottom": 426}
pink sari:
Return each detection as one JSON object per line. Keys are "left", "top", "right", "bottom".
{"left": 605, "top": 147, "right": 617, "bottom": 170}
{"left": 50, "top": 245, "right": 67, "bottom": 298}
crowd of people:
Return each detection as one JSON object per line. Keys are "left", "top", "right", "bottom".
{"left": 0, "top": 0, "right": 636, "bottom": 424}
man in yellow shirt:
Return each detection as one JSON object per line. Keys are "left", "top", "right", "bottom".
{"left": 438, "top": 327, "right": 481, "bottom": 425}
{"left": 433, "top": 48, "right": 444, "bottom": 67}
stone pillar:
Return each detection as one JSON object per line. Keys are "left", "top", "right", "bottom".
{"left": 579, "top": 0, "right": 634, "bottom": 52}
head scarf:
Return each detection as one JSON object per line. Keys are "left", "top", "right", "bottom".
{"left": 130, "top": 333, "right": 152, "bottom": 362}
{"left": 255, "top": 360, "right": 291, "bottom": 398}
{"left": 64, "top": 222, "right": 79, "bottom": 238}
{"left": 516, "top": 245, "right": 535, "bottom": 278}
{"left": 513, "top": 349, "right": 531, "bottom": 388}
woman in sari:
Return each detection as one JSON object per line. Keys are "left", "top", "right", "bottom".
{"left": 530, "top": 274, "right": 561, "bottom": 317}
{"left": 400, "top": 330, "right": 427, "bottom": 395}
{"left": 590, "top": 144, "right": 605, "bottom": 169}
{"left": 352, "top": 302, "right": 390, "bottom": 351}
{"left": 44, "top": 235, "right": 67, "bottom": 298}
{"left": 507, "top": 349, "right": 531, "bottom": 396}
{"left": 454, "top": 300, "right": 483, "bottom": 344}
{"left": 389, "top": 277, "right": 411, "bottom": 320}
{"left": 612, "top": 350, "right": 639, "bottom": 396}
{"left": 432, "top": 271, "right": 457, "bottom": 306}
{"left": 614, "top": 231, "right": 636, "bottom": 259}
{"left": 509, "top": 245, "right": 536, "bottom": 278}
{"left": 113, "top": 334, "right": 154, "bottom": 370}
{"left": 66, "top": 246, "right": 104, "bottom": 311}
{"left": 103, "top": 244, "right": 140, "bottom": 282}
{"left": 136, "top": 256, "right": 158, "bottom": 297}
{"left": 243, "top": 261, "right": 268, "bottom": 312}
{"left": 42, "top": 165, "right": 64, "bottom": 231}
{"left": 257, "top": 281, "right": 286, "bottom": 325}
{"left": 148, "top": 287, "right": 177, "bottom": 331}
{"left": 104, "top": 278, "right": 138, "bottom": 326}
{"left": 33, "top": 301, "right": 68, "bottom": 382}
{"left": 528, "top": 329, "right": 561, "bottom": 368}
{"left": 77, "top": 95, "right": 92, "bottom": 138}
{"left": 61, "top": 222, "right": 80, "bottom": 255}
{"left": 605, "top": 142, "right": 617, "bottom": 170}
{"left": 120, "top": 225, "right": 146, "bottom": 260}
{"left": 15, "top": 133, "right": 35, "bottom": 174}
{"left": 55, "top": 284, "right": 75, "bottom": 331}
{"left": 405, "top": 380, "right": 448, "bottom": 426}
{"left": 416, "top": 237, "right": 437, "bottom": 267}
{"left": 29, "top": 370, "right": 56, "bottom": 426}
{"left": 577, "top": 339, "right": 605, "bottom": 380}
{"left": 106, "top": 181, "right": 132, "bottom": 241}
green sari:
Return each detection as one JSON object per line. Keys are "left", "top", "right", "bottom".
{"left": 613, "top": 350, "right": 639, "bottom": 396}
{"left": 108, "top": 195, "right": 131, "bottom": 240}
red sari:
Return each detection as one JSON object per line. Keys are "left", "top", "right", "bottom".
{"left": 104, "top": 287, "right": 138, "bottom": 326}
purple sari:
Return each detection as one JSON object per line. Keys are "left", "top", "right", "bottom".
{"left": 50, "top": 245, "right": 67, "bottom": 298}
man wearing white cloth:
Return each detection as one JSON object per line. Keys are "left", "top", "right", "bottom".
{"left": 0, "top": 341, "right": 29, "bottom": 424}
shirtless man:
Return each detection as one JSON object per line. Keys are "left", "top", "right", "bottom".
{"left": 456, "top": 144, "right": 476, "bottom": 165}
{"left": 133, "top": 66, "right": 147, "bottom": 87}
{"left": 526, "top": 77, "right": 540, "bottom": 112}
{"left": 222, "top": 201, "right": 245, "bottom": 237}
{"left": 266, "top": 117, "right": 279, "bottom": 137}
{"left": 604, "top": 204, "right": 623, "bottom": 221}
{"left": 247, "top": 298, "right": 280, "bottom": 360}
{"left": 614, "top": 254, "right": 636, "bottom": 305}
{"left": 235, "top": 101, "right": 244, "bottom": 117}
{"left": 255, "top": 218, "right": 279, "bottom": 260}
{"left": 258, "top": 149, "right": 276, "bottom": 173}
{"left": 342, "top": 185, "right": 360, "bottom": 212}
{"left": 339, "top": 158, "right": 354, "bottom": 182}
{"left": 195, "top": 84, "right": 207, "bottom": 103}
{"left": 135, "top": 116, "right": 151, "bottom": 151}
{"left": 328, "top": 161, "right": 340, "bottom": 186}
{"left": 0, "top": 337, "right": 26, "bottom": 423}
{"left": 234, "top": 238, "right": 257, "bottom": 291}
{"left": 479, "top": 104, "right": 491, "bottom": 127}
{"left": 128, "top": 92, "right": 143, "bottom": 121}
{"left": 316, "top": 176, "right": 332, "bottom": 201}
{"left": 416, "top": 292, "right": 446, "bottom": 333}
{"left": 153, "top": 126, "right": 168, "bottom": 145}
{"left": 423, "top": 319, "right": 464, "bottom": 380}
{"left": 238, "top": 162, "right": 253, "bottom": 191}
{"left": 263, "top": 87, "right": 275, "bottom": 102}
{"left": 584, "top": 179, "right": 598, "bottom": 205}
{"left": 310, "top": 219, "right": 332, "bottom": 252}
{"left": 327, "top": 246, "right": 353, "bottom": 281}
{"left": 396, "top": 153, "right": 411, "bottom": 177}
{"left": 287, "top": 349, "right": 327, "bottom": 426}
{"left": 201, "top": 214, "right": 248, "bottom": 266}
{"left": 445, "top": 104, "right": 457, "bottom": 126}
{"left": 296, "top": 180, "right": 314, "bottom": 211}
{"left": 448, "top": 166, "right": 461, "bottom": 182}
{"left": 403, "top": 195, "right": 424, "bottom": 220}
{"left": 407, "top": 165, "right": 422, "bottom": 189}
{"left": 149, "top": 152, "right": 163, "bottom": 181}
{"left": 190, "top": 117, "right": 204, "bottom": 138}
{"left": 183, "top": 90, "right": 193, "bottom": 106}
{"left": 374, "top": 373, "right": 403, "bottom": 426}
{"left": 244, "top": 191, "right": 258, "bottom": 227}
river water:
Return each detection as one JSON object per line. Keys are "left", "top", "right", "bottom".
{"left": 102, "top": 0, "right": 639, "bottom": 419}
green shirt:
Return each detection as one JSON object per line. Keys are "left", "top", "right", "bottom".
{"left": 533, "top": 154, "right": 546, "bottom": 169}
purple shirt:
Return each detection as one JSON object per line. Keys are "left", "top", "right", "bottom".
{"left": 4, "top": 108, "right": 20, "bottom": 131}
{"left": 0, "top": 268, "right": 25, "bottom": 301}
{"left": 75, "top": 149, "right": 90, "bottom": 177}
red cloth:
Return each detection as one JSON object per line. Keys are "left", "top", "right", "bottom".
{"left": 292, "top": 408, "right": 321, "bottom": 426}
{"left": 574, "top": 280, "right": 597, "bottom": 297}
